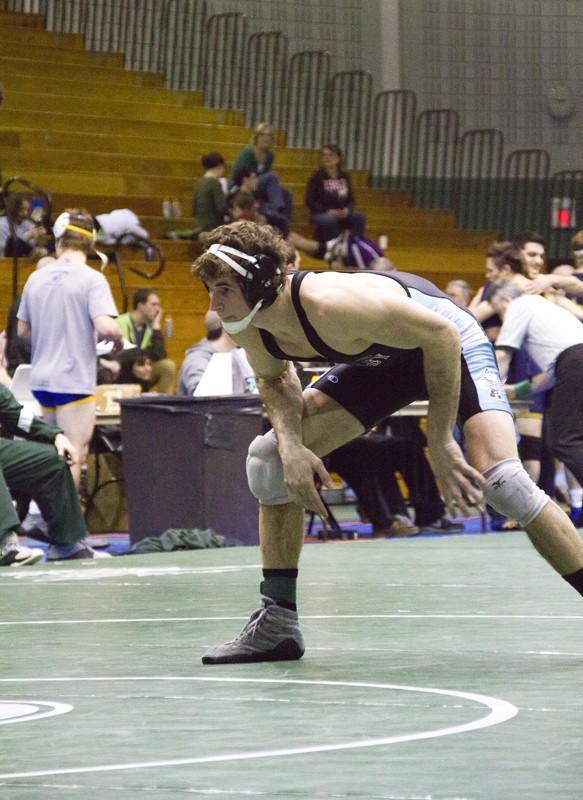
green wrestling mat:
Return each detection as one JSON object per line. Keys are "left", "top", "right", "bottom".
{"left": 0, "top": 532, "right": 581, "bottom": 799}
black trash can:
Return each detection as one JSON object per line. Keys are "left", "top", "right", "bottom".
{"left": 120, "top": 395, "right": 263, "bottom": 545}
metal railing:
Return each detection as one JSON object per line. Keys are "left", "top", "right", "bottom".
{"left": 412, "top": 109, "right": 460, "bottom": 209}
{"left": 369, "top": 90, "right": 417, "bottom": 190}
{"left": 202, "top": 12, "right": 247, "bottom": 111}
{"left": 284, "top": 50, "right": 330, "bottom": 148}
{"left": 239, "top": 31, "right": 288, "bottom": 130}
{"left": 323, "top": 70, "right": 372, "bottom": 170}
{"left": 499, "top": 149, "right": 550, "bottom": 241}
{"left": 455, "top": 129, "right": 503, "bottom": 231}
{"left": 163, "top": 0, "right": 207, "bottom": 91}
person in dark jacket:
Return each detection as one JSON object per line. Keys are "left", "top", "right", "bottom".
{"left": 305, "top": 144, "right": 366, "bottom": 242}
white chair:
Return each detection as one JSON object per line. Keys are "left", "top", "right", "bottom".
{"left": 9, "top": 364, "right": 41, "bottom": 415}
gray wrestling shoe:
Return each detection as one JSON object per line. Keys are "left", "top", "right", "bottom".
{"left": 0, "top": 533, "right": 43, "bottom": 567}
{"left": 202, "top": 596, "right": 305, "bottom": 665}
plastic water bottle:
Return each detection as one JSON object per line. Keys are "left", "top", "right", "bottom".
{"left": 162, "top": 198, "right": 172, "bottom": 219}
{"left": 171, "top": 198, "right": 182, "bottom": 218}
{"left": 164, "top": 315, "right": 174, "bottom": 338}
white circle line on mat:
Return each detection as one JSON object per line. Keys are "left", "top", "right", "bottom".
{"left": 0, "top": 677, "right": 517, "bottom": 780}
{"left": 0, "top": 701, "right": 73, "bottom": 725}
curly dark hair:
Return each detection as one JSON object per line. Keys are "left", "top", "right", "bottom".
{"left": 192, "top": 220, "right": 291, "bottom": 292}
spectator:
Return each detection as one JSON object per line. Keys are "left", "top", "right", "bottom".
{"left": 305, "top": 144, "right": 366, "bottom": 242}
{"left": 0, "top": 382, "right": 110, "bottom": 565}
{"left": 492, "top": 280, "right": 583, "bottom": 520}
{"left": 521, "top": 229, "right": 583, "bottom": 301}
{"left": 288, "top": 229, "right": 393, "bottom": 270}
{"left": 192, "top": 152, "right": 228, "bottom": 233}
{"left": 445, "top": 279, "right": 472, "bottom": 307}
{"left": 0, "top": 192, "right": 51, "bottom": 258}
{"left": 230, "top": 191, "right": 265, "bottom": 224}
{"left": 231, "top": 123, "right": 292, "bottom": 235}
{"left": 17, "top": 210, "right": 123, "bottom": 488}
{"left": 115, "top": 288, "right": 177, "bottom": 394}
{"left": 178, "top": 310, "right": 256, "bottom": 396}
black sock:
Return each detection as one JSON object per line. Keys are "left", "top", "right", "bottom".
{"left": 260, "top": 568, "right": 298, "bottom": 611}
{"left": 563, "top": 567, "right": 583, "bottom": 596}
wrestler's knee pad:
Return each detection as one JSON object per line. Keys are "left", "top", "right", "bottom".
{"left": 246, "top": 430, "right": 291, "bottom": 505}
{"left": 483, "top": 458, "right": 548, "bottom": 528}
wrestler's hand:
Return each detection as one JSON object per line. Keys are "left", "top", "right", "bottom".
{"left": 428, "top": 438, "right": 484, "bottom": 518}
{"left": 524, "top": 274, "right": 555, "bottom": 295}
{"left": 281, "top": 444, "right": 334, "bottom": 518}
{"left": 54, "top": 433, "right": 78, "bottom": 466}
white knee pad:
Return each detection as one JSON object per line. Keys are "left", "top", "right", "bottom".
{"left": 246, "top": 430, "right": 291, "bottom": 505}
{"left": 483, "top": 458, "right": 548, "bottom": 528}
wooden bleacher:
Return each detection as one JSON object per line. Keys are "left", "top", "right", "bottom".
{"left": 0, "top": 6, "right": 493, "bottom": 367}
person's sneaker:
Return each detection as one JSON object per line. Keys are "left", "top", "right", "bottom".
{"left": 421, "top": 516, "right": 465, "bottom": 533}
{"left": 202, "top": 596, "right": 305, "bottom": 665}
{"left": 46, "top": 539, "right": 112, "bottom": 561}
{"left": 0, "top": 533, "right": 43, "bottom": 567}
{"left": 373, "top": 518, "right": 421, "bottom": 538}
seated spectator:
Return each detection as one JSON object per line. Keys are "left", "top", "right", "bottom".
{"left": 192, "top": 152, "right": 228, "bottom": 233}
{"left": 0, "top": 382, "right": 111, "bottom": 566}
{"left": 178, "top": 310, "right": 256, "bottom": 396}
{"left": 305, "top": 144, "right": 366, "bottom": 242}
{"left": 230, "top": 191, "right": 266, "bottom": 224}
{"left": 445, "top": 279, "right": 472, "bottom": 307}
{"left": 115, "top": 288, "right": 177, "bottom": 393}
{"left": 288, "top": 229, "right": 393, "bottom": 270}
{"left": 231, "top": 123, "right": 292, "bottom": 236}
{"left": 16, "top": 210, "right": 123, "bottom": 488}
{"left": 0, "top": 192, "right": 51, "bottom": 258}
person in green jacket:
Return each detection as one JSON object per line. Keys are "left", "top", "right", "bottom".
{"left": 0, "top": 384, "right": 109, "bottom": 566}
{"left": 192, "top": 152, "right": 228, "bottom": 232}
{"left": 115, "top": 288, "right": 177, "bottom": 394}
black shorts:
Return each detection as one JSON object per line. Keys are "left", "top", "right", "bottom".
{"left": 310, "top": 342, "right": 511, "bottom": 430}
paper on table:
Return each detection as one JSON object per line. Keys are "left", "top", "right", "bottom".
{"left": 96, "top": 338, "right": 137, "bottom": 356}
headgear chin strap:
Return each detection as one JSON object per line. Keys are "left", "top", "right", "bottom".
{"left": 208, "top": 242, "right": 282, "bottom": 333}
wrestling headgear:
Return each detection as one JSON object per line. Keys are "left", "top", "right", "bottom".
{"left": 207, "top": 243, "right": 282, "bottom": 334}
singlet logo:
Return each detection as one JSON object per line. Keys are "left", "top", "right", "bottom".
{"left": 478, "top": 367, "right": 505, "bottom": 400}
{"left": 355, "top": 352, "right": 392, "bottom": 368}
